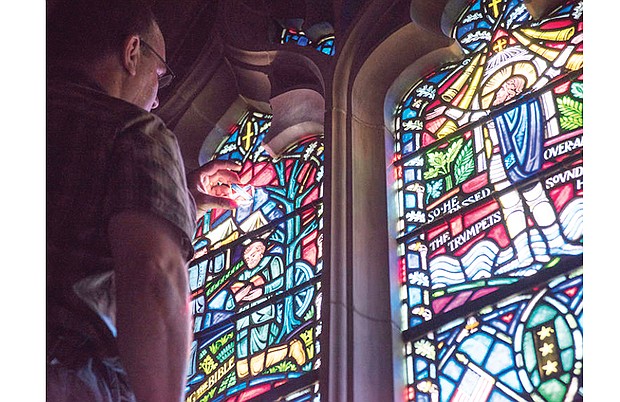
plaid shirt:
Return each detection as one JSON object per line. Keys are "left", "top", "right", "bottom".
{"left": 47, "top": 73, "right": 196, "bottom": 330}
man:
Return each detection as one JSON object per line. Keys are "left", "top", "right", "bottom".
{"left": 47, "top": 1, "right": 241, "bottom": 401}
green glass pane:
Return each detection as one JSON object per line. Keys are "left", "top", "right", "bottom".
{"left": 523, "top": 331, "right": 537, "bottom": 373}
{"left": 554, "top": 316, "right": 574, "bottom": 350}
{"left": 560, "top": 348, "right": 575, "bottom": 372}
{"left": 538, "top": 378, "right": 567, "bottom": 402}
{"left": 527, "top": 305, "right": 558, "bottom": 329}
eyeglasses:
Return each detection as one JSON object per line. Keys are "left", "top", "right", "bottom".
{"left": 139, "top": 38, "right": 176, "bottom": 89}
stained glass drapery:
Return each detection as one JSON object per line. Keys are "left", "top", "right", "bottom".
{"left": 391, "top": 0, "right": 583, "bottom": 400}
{"left": 185, "top": 111, "right": 324, "bottom": 402}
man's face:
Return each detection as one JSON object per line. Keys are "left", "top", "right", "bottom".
{"left": 493, "top": 76, "right": 526, "bottom": 106}
{"left": 134, "top": 24, "right": 167, "bottom": 111}
{"left": 243, "top": 242, "right": 266, "bottom": 269}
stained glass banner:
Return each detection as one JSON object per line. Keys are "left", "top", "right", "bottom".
{"left": 187, "top": 206, "right": 324, "bottom": 402}
{"left": 398, "top": 157, "right": 582, "bottom": 331}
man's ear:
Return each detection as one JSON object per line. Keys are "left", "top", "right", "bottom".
{"left": 122, "top": 35, "right": 141, "bottom": 76}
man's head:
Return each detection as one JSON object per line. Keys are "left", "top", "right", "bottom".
{"left": 243, "top": 241, "right": 267, "bottom": 269}
{"left": 492, "top": 76, "right": 527, "bottom": 106}
{"left": 48, "top": 0, "right": 172, "bottom": 111}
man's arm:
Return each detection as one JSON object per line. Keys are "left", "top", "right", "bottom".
{"left": 108, "top": 210, "right": 192, "bottom": 402}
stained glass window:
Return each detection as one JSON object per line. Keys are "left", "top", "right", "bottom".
{"left": 185, "top": 111, "right": 324, "bottom": 402}
{"left": 391, "top": 0, "right": 583, "bottom": 400}
{"left": 275, "top": 26, "right": 336, "bottom": 56}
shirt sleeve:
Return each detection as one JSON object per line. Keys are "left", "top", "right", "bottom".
{"left": 105, "top": 113, "right": 197, "bottom": 261}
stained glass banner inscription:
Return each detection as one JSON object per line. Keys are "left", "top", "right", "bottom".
{"left": 186, "top": 282, "right": 322, "bottom": 402}
{"left": 398, "top": 157, "right": 581, "bottom": 330}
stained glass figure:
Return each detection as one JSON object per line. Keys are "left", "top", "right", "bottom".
{"left": 391, "top": 0, "right": 583, "bottom": 400}
{"left": 186, "top": 111, "right": 324, "bottom": 402}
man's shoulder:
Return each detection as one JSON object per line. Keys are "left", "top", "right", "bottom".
{"left": 48, "top": 80, "right": 168, "bottom": 137}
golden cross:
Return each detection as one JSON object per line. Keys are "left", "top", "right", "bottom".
{"left": 242, "top": 121, "right": 253, "bottom": 150}
{"left": 488, "top": 0, "right": 502, "bottom": 18}
{"left": 492, "top": 38, "right": 508, "bottom": 52}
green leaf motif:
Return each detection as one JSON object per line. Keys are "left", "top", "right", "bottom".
{"left": 203, "top": 387, "right": 217, "bottom": 401}
{"left": 303, "top": 305, "right": 315, "bottom": 321}
{"left": 454, "top": 140, "right": 475, "bottom": 185}
{"left": 216, "top": 341, "right": 234, "bottom": 362}
{"left": 423, "top": 166, "right": 440, "bottom": 180}
{"left": 425, "top": 179, "right": 443, "bottom": 203}
{"left": 208, "top": 331, "right": 234, "bottom": 355}
{"left": 570, "top": 82, "right": 583, "bottom": 99}
{"left": 266, "top": 360, "right": 298, "bottom": 374}
{"left": 217, "top": 371, "right": 236, "bottom": 393}
{"left": 424, "top": 138, "right": 463, "bottom": 181}
{"left": 427, "top": 151, "right": 447, "bottom": 172}
{"left": 445, "top": 138, "right": 464, "bottom": 165}
{"left": 557, "top": 96, "right": 583, "bottom": 131}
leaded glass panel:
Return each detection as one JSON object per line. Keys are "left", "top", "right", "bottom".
{"left": 392, "top": 0, "right": 583, "bottom": 400}
{"left": 186, "top": 111, "right": 324, "bottom": 402}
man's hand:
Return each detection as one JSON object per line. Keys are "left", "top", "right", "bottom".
{"left": 187, "top": 160, "right": 243, "bottom": 218}
{"left": 231, "top": 276, "right": 266, "bottom": 303}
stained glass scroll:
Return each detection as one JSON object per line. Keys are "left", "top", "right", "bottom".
{"left": 399, "top": 156, "right": 582, "bottom": 331}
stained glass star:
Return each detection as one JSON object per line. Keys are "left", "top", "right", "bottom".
{"left": 539, "top": 342, "right": 555, "bottom": 357}
{"left": 537, "top": 325, "right": 555, "bottom": 340}
{"left": 541, "top": 360, "right": 559, "bottom": 376}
